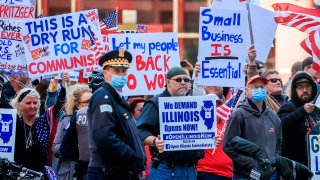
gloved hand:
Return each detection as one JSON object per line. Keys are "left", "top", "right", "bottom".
{"left": 49, "top": 79, "right": 59, "bottom": 92}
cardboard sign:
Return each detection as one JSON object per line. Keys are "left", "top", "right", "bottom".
{"left": 159, "top": 96, "right": 216, "bottom": 151}
{"left": 308, "top": 135, "right": 320, "bottom": 179}
{"left": 0, "top": 19, "right": 27, "bottom": 76}
{"left": 198, "top": 8, "right": 247, "bottom": 87}
{"left": 21, "top": 9, "right": 104, "bottom": 78}
{"left": 108, "top": 33, "right": 181, "bottom": 96}
{"left": 0, "top": 108, "right": 17, "bottom": 161}
{"left": 211, "top": 1, "right": 277, "bottom": 63}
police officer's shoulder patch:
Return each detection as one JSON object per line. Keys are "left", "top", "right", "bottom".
{"left": 100, "top": 104, "right": 113, "bottom": 113}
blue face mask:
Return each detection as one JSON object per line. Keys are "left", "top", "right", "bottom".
{"left": 110, "top": 74, "right": 128, "bottom": 90}
{"left": 251, "top": 88, "right": 267, "bottom": 103}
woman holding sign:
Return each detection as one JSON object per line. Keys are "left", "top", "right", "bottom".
{"left": 10, "top": 81, "right": 66, "bottom": 173}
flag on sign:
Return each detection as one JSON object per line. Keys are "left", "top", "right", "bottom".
{"left": 100, "top": 10, "right": 118, "bottom": 30}
{"left": 216, "top": 89, "right": 243, "bottom": 121}
{"left": 272, "top": 3, "right": 320, "bottom": 33}
{"left": 300, "top": 30, "right": 320, "bottom": 72}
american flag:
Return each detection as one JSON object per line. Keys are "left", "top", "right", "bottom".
{"left": 100, "top": 10, "right": 118, "bottom": 30}
{"left": 272, "top": 3, "right": 320, "bottom": 33}
{"left": 216, "top": 89, "right": 243, "bottom": 121}
{"left": 301, "top": 30, "right": 320, "bottom": 72}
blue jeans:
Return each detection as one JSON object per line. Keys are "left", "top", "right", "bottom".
{"left": 149, "top": 161, "right": 196, "bottom": 180}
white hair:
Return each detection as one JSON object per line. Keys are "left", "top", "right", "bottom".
{"left": 10, "top": 88, "right": 40, "bottom": 117}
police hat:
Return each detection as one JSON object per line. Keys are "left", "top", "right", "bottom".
{"left": 99, "top": 49, "right": 132, "bottom": 69}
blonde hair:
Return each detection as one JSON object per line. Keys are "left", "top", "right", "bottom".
{"left": 65, "top": 84, "right": 91, "bottom": 115}
{"left": 10, "top": 88, "right": 40, "bottom": 117}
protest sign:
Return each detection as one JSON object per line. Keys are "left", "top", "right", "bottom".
{"left": 0, "top": 0, "right": 34, "bottom": 5}
{"left": 21, "top": 9, "right": 104, "bottom": 78}
{"left": 159, "top": 96, "right": 216, "bottom": 151}
{"left": 0, "top": 108, "right": 17, "bottom": 161}
{"left": 211, "top": 1, "right": 277, "bottom": 63}
{"left": 0, "top": 19, "right": 27, "bottom": 76}
{"left": 0, "top": 3, "right": 35, "bottom": 19}
{"left": 308, "top": 135, "right": 320, "bottom": 179}
{"left": 55, "top": 70, "right": 80, "bottom": 81}
{"left": 108, "top": 33, "right": 180, "bottom": 96}
{"left": 198, "top": 8, "right": 247, "bottom": 87}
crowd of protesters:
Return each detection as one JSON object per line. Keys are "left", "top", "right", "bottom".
{"left": 0, "top": 45, "right": 318, "bottom": 180}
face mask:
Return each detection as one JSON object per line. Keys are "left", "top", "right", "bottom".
{"left": 251, "top": 88, "right": 267, "bottom": 103}
{"left": 110, "top": 74, "right": 128, "bottom": 90}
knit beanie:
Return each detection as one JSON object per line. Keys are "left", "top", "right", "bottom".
{"left": 167, "top": 67, "right": 188, "bottom": 79}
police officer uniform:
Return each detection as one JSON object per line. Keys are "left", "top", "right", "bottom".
{"left": 87, "top": 50, "right": 146, "bottom": 180}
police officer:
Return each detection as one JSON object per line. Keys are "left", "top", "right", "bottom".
{"left": 87, "top": 49, "right": 146, "bottom": 179}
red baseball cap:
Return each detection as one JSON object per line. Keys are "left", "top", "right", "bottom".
{"left": 246, "top": 75, "right": 268, "bottom": 87}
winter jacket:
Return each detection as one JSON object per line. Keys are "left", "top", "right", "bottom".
{"left": 278, "top": 72, "right": 317, "bottom": 166}
{"left": 223, "top": 99, "right": 282, "bottom": 178}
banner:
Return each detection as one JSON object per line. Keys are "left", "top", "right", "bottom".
{"left": 21, "top": 9, "right": 103, "bottom": 78}
{"left": 108, "top": 33, "right": 180, "bottom": 96}
{"left": 0, "top": 19, "right": 27, "bottom": 76}
{"left": 159, "top": 96, "right": 217, "bottom": 151}
{"left": 0, "top": 108, "right": 17, "bottom": 161}
{"left": 198, "top": 8, "right": 247, "bottom": 87}
{"left": 308, "top": 135, "right": 320, "bottom": 179}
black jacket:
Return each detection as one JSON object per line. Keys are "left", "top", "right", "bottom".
{"left": 87, "top": 82, "right": 145, "bottom": 173}
{"left": 278, "top": 72, "right": 317, "bottom": 166}
{"left": 0, "top": 81, "right": 16, "bottom": 105}
{"left": 137, "top": 88, "right": 204, "bottom": 164}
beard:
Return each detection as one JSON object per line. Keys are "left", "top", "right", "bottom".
{"left": 299, "top": 94, "right": 312, "bottom": 103}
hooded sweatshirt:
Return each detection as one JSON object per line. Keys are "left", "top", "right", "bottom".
{"left": 223, "top": 99, "right": 282, "bottom": 178}
{"left": 278, "top": 72, "right": 317, "bottom": 166}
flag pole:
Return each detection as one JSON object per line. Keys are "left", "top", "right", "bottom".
{"left": 246, "top": 0, "right": 254, "bottom": 45}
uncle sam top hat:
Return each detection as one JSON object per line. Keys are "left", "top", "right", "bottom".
{"left": 99, "top": 49, "right": 133, "bottom": 69}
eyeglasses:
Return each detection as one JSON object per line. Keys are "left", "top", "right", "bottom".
{"left": 296, "top": 84, "right": 312, "bottom": 91}
{"left": 79, "top": 100, "right": 90, "bottom": 105}
{"left": 170, "top": 78, "right": 191, "bottom": 83}
{"left": 268, "top": 78, "right": 282, "bottom": 83}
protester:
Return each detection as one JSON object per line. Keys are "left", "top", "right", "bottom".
{"left": 260, "top": 70, "right": 288, "bottom": 111}
{"left": 128, "top": 97, "right": 146, "bottom": 121}
{"left": 223, "top": 75, "right": 282, "bottom": 179}
{"left": 35, "top": 79, "right": 50, "bottom": 115}
{"left": 137, "top": 66, "right": 204, "bottom": 180}
{"left": 283, "top": 61, "right": 302, "bottom": 95}
{"left": 31, "top": 79, "right": 40, "bottom": 88}
{"left": 53, "top": 84, "right": 92, "bottom": 179}
{"left": 1, "top": 75, "right": 30, "bottom": 105}
{"left": 87, "top": 49, "right": 145, "bottom": 179}
{"left": 197, "top": 94, "right": 232, "bottom": 180}
{"left": 204, "top": 86, "right": 226, "bottom": 102}
{"left": 278, "top": 72, "right": 319, "bottom": 166}
{"left": 302, "top": 57, "right": 320, "bottom": 92}
{"left": 10, "top": 85, "right": 65, "bottom": 173}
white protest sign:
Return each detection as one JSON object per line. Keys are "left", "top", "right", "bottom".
{"left": 55, "top": 70, "right": 80, "bottom": 81}
{"left": 0, "top": 3, "right": 35, "bottom": 19}
{"left": 0, "top": 108, "right": 17, "bottom": 161}
{"left": 0, "top": 19, "right": 27, "bottom": 76}
{"left": 108, "top": 33, "right": 180, "bottom": 96}
{"left": 211, "top": 1, "right": 277, "bottom": 63}
{"left": 0, "top": 0, "right": 34, "bottom": 5}
{"left": 21, "top": 9, "right": 103, "bottom": 78}
{"left": 159, "top": 96, "right": 216, "bottom": 151}
{"left": 308, "top": 135, "right": 320, "bottom": 179}
{"left": 198, "top": 8, "right": 247, "bottom": 87}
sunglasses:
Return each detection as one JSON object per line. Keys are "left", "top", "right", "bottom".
{"left": 268, "top": 78, "right": 282, "bottom": 83}
{"left": 171, "top": 78, "right": 191, "bottom": 83}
